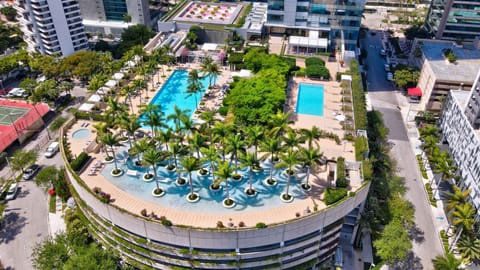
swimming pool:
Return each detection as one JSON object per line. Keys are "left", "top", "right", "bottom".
{"left": 100, "top": 146, "right": 308, "bottom": 213}
{"left": 142, "top": 70, "right": 213, "bottom": 129}
{"left": 72, "top": 129, "right": 90, "bottom": 140}
{"left": 296, "top": 83, "right": 324, "bottom": 116}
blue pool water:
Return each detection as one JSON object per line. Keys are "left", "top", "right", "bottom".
{"left": 101, "top": 146, "right": 308, "bottom": 213}
{"left": 142, "top": 70, "right": 214, "bottom": 129}
{"left": 296, "top": 83, "right": 324, "bottom": 116}
{"left": 72, "top": 129, "right": 90, "bottom": 140}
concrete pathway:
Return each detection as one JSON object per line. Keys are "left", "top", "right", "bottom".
{"left": 48, "top": 196, "right": 66, "bottom": 236}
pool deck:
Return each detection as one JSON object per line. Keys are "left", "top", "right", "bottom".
{"left": 67, "top": 60, "right": 361, "bottom": 228}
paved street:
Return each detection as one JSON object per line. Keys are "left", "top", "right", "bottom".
{"left": 362, "top": 31, "right": 443, "bottom": 269}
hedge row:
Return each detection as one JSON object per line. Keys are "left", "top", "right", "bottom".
{"left": 71, "top": 152, "right": 91, "bottom": 172}
{"left": 336, "top": 157, "right": 347, "bottom": 188}
{"left": 73, "top": 110, "right": 106, "bottom": 122}
{"left": 348, "top": 60, "right": 367, "bottom": 130}
{"left": 325, "top": 188, "right": 348, "bottom": 205}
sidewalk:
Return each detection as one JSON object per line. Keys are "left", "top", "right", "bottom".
{"left": 396, "top": 93, "right": 449, "bottom": 240}
{"left": 48, "top": 196, "right": 66, "bottom": 236}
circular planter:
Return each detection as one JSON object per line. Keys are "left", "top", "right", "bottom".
{"left": 110, "top": 169, "right": 123, "bottom": 177}
{"left": 175, "top": 177, "right": 187, "bottom": 186}
{"left": 143, "top": 173, "right": 154, "bottom": 182}
{"left": 197, "top": 168, "right": 210, "bottom": 177}
{"left": 222, "top": 198, "right": 236, "bottom": 208}
{"left": 252, "top": 166, "right": 263, "bottom": 173}
{"left": 280, "top": 192, "right": 294, "bottom": 203}
{"left": 152, "top": 188, "right": 165, "bottom": 197}
{"left": 263, "top": 177, "right": 277, "bottom": 187}
{"left": 104, "top": 157, "right": 114, "bottom": 164}
{"left": 301, "top": 183, "right": 312, "bottom": 191}
{"left": 271, "top": 157, "right": 280, "bottom": 164}
{"left": 134, "top": 160, "right": 143, "bottom": 167}
{"left": 166, "top": 164, "right": 177, "bottom": 172}
{"left": 283, "top": 169, "right": 295, "bottom": 177}
{"left": 232, "top": 174, "right": 242, "bottom": 181}
{"left": 209, "top": 184, "right": 222, "bottom": 192}
{"left": 244, "top": 188, "right": 257, "bottom": 197}
{"left": 186, "top": 192, "right": 200, "bottom": 203}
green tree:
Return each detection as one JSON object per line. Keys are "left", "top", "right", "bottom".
{"left": 393, "top": 65, "right": 420, "bottom": 89}
{"left": 10, "top": 149, "right": 37, "bottom": 174}
{"left": 139, "top": 104, "right": 165, "bottom": 136}
{"left": 122, "top": 13, "right": 132, "bottom": 23}
{"left": 130, "top": 138, "right": 153, "bottom": 166}
{"left": 52, "top": 168, "right": 70, "bottom": 202}
{"left": 445, "top": 186, "right": 471, "bottom": 214}
{"left": 187, "top": 132, "right": 206, "bottom": 158}
{"left": 180, "top": 156, "right": 200, "bottom": 201}
{"left": 300, "top": 126, "right": 321, "bottom": 151}
{"left": 35, "top": 166, "right": 58, "bottom": 190}
{"left": 19, "top": 77, "right": 37, "bottom": 96}
{"left": 245, "top": 125, "right": 264, "bottom": 159}
{"left": 299, "top": 146, "right": 323, "bottom": 190}
{"left": 283, "top": 128, "right": 302, "bottom": 151}
{"left": 456, "top": 235, "right": 480, "bottom": 265}
{"left": 167, "top": 105, "right": 190, "bottom": 134}
{"left": 225, "top": 134, "right": 245, "bottom": 175}
{"left": 0, "top": 6, "right": 17, "bottom": 21}
{"left": 260, "top": 137, "right": 283, "bottom": 182}
{"left": 373, "top": 220, "right": 412, "bottom": 264}
{"left": 32, "top": 79, "right": 59, "bottom": 102}
{"left": 239, "top": 151, "right": 260, "bottom": 195}
{"left": 186, "top": 69, "right": 202, "bottom": 108}
{"left": 58, "top": 81, "right": 74, "bottom": 95}
{"left": 432, "top": 253, "right": 462, "bottom": 270}
{"left": 99, "top": 132, "right": 122, "bottom": 173}
{"left": 142, "top": 148, "right": 165, "bottom": 195}
{"left": 201, "top": 145, "right": 219, "bottom": 185}
{"left": 117, "top": 24, "right": 154, "bottom": 57}
{"left": 215, "top": 161, "right": 234, "bottom": 206}
{"left": 275, "top": 149, "right": 299, "bottom": 201}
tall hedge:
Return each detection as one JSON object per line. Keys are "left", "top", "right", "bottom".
{"left": 348, "top": 60, "right": 367, "bottom": 130}
{"left": 305, "top": 57, "right": 325, "bottom": 67}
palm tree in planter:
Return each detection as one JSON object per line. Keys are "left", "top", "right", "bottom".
{"left": 450, "top": 202, "right": 476, "bottom": 252}
{"left": 300, "top": 126, "right": 322, "bottom": 151}
{"left": 180, "top": 156, "right": 201, "bottom": 202}
{"left": 130, "top": 138, "right": 153, "bottom": 167}
{"left": 167, "top": 142, "right": 184, "bottom": 174}
{"left": 445, "top": 186, "right": 471, "bottom": 215}
{"left": 239, "top": 152, "right": 261, "bottom": 196}
{"left": 431, "top": 253, "right": 462, "bottom": 270}
{"left": 260, "top": 137, "right": 283, "bottom": 186}
{"left": 225, "top": 134, "right": 246, "bottom": 180}
{"left": 206, "top": 61, "right": 221, "bottom": 88}
{"left": 245, "top": 125, "right": 264, "bottom": 159}
{"left": 187, "top": 131, "right": 207, "bottom": 158}
{"left": 167, "top": 105, "right": 190, "bottom": 134}
{"left": 299, "top": 146, "right": 323, "bottom": 191}
{"left": 456, "top": 234, "right": 480, "bottom": 265}
{"left": 283, "top": 128, "right": 303, "bottom": 151}
{"left": 100, "top": 132, "right": 123, "bottom": 176}
{"left": 118, "top": 114, "right": 141, "bottom": 149}
{"left": 275, "top": 149, "right": 300, "bottom": 202}
{"left": 140, "top": 104, "right": 166, "bottom": 137}
{"left": 142, "top": 148, "right": 165, "bottom": 197}
{"left": 215, "top": 161, "right": 235, "bottom": 207}
{"left": 155, "top": 128, "right": 175, "bottom": 152}
{"left": 200, "top": 145, "right": 218, "bottom": 179}
{"left": 212, "top": 122, "right": 234, "bottom": 159}
{"left": 269, "top": 110, "right": 293, "bottom": 138}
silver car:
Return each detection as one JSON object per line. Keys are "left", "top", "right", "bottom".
{"left": 5, "top": 183, "right": 18, "bottom": 200}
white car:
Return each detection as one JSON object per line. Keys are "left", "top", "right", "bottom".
{"left": 5, "top": 183, "right": 18, "bottom": 200}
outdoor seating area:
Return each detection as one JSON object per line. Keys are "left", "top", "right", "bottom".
{"left": 88, "top": 160, "right": 104, "bottom": 176}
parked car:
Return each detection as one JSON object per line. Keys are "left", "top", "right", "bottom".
{"left": 23, "top": 164, "right": 40, "bottom": 180}
{"left": 387, "top": 72, "right": 394, "bottom": 81}
{"left": 5, "top": 183, "right": 18, "bottom": 200}
{"left": 384, "top": 64, "right": 391, "bottom": 72}
{"left": 44, "top": 142, "right": 59, "bottom": 158}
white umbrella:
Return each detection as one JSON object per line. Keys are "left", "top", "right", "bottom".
{"left": 335, "top": 114, "right": 346, "bottom": 121}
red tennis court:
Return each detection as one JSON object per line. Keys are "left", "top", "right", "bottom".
{"left": 0, "top": 100, "right": 49, "bottom": 153}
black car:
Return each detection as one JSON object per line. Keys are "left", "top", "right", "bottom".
{"left": 23, "top": 164, "right": 40, "bottom": 180}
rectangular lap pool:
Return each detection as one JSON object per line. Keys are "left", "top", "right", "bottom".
{"left": 296, "top": 83, "right": 324, "bottom": 116}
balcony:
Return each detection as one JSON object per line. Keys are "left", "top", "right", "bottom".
{"left": 32, "top": 8, "right": 50, "bottom": 16}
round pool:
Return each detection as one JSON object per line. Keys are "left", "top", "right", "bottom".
{"left": 72, "top": 129, "right": 90, "bottom": 140}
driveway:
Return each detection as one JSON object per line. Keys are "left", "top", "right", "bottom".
{"left": 362, "top": 31, "right": 443, "bottom": 269}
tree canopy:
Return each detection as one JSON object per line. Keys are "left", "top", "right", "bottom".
{"left": 117, "top": 24, "right": 154, "bottom": 57}
{"left": 393, "top": 65, "right": 420, "bottom": 89}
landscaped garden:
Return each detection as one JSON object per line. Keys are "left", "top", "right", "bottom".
{"left": 175, "top": 2, "right": 242, "bottom": 24}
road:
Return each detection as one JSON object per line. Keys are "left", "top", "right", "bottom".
{"left": 362, "top": 30, "right": 443, "bottom": 269}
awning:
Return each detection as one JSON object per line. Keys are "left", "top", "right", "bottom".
{"left": 112, "top": 72, "right": 124, "bottom": 81}
{"left": 88, "top": 94, "right": 101, "bottom": 103}
{"left": 78, "top": 103, "right": 94, "bottom": 112}
{"left": 105, "top": 80, "right": 117, "bottom": 88}
{"left": 408, "top": 87, "right": 422, "bottom": 96}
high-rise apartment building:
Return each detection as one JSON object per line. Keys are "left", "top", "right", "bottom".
{"left": 14, "top": 0, "right": 88, "bottom": 57}
{"left": 425, "top": 0, "right": 480, "bottom": 42}
{"left": 77, "top": 0, "right": 151, "bottom": 36}
{"left": 265, "top": 0, "right": 365, "bottom": 52}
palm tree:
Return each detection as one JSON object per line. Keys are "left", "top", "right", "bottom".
{"left": 167, "top": 142, "right": 182, "bottom": 173}
{"left": 120, "top": 85, "right": 136, "bottom": 113}
{"left": 87, "top": 74, "right": 107, "bottom": 93}
{"left": 225, "top": 134, "right": 246, "bottom": 177}
{"left": 269, "top": 111, "right": 293, "bottom": 138}
{"left": 118, "top": 114, "right": 141, "bottom": 149}
{"left": 445, "top": 186, "right": 471, "bottom": 214}
{"left": 206, "top": 61, "right": 220, "bottom": 88}
{"left": 167, "top": 105, "right": 190, "bottom": 133}
{"left": 431, "top": 253, "right": 462, "bottom": 270}
{"left": 139, "top": 104, "right": 165, "bottom": 136}
{"left": 201, "top": 145, "right": 219, "bottom": 183}
{"left": 419, "top": 124, "right": 439, "bottom": 140}
{"left": 130, "top": 138, "right": 153, "bottom": 166}
{"left": 186, "top": 69, "right": 202, "bottom": 108}
{"left": 283, "top": 128, "right": 302, "bottom": 151}
{"left": 299, "top": 146, "right": 324, "bottom": 190}
{"left": 260, "top": 137, "right": 283, "bottom": 184}
{"left": 133, "top": 79, "right": 147, "bottom": 100}
{"left": 142, "top": 148, "right": 165, "bottom": 196}
{"left": 100, "top": 132, "right": 122, "bottom": 173}
{"left": 245, "top": 125, "right": 264, "bottom": 159}
{"left": 105, "top": 97, "right": 128, "bottom": 126}
{"left": 200, "top": 56, "right": 213, "bottom": 78}
{"left": 422, "top": 135, "right": 440, "bottom": 155}
{"left": 450, "top": 203, "right": 476, "bottom": 252}
{"left": 156, "top": 128, "right": 175, "bottom": 152}
{"left": 275, "top": 149, "right": 300, "bottom": 201}
{"left": 432, "top": 155, "right": 456, "bottom": 197}
{"left": 187, "top": 132, "right": 206, "bottom": 158}
{"left": 215, "top": 161, "right": 235, "bottom": 206}
{"left": 300, "top": 126, "right": 322, "bottom": 150}
{"left": 239, "top": 152, "right": 260, "bottom": 195}
{"left": 212, "top": 123, "right": 234, "bottom": 158}
{"left": 180, "top": 156, "right": 201, "bottom": 201}
{"left": 456, "top": 235, "right": 480, "bottom": 264}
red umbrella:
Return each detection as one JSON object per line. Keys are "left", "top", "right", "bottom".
{"left": 48, "top": 189, "right": 55, "bottom": 196}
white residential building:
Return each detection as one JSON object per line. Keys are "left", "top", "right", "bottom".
{"left": 14, "top": 0, "right": 88, "bottom": 57}
{"left": 440, "top": 73, "right": 480, "bottom": 221}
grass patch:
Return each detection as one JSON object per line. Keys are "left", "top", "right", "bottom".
{"left": 416, "top": 154, "right": 428, "bottom": 179}
{"left": 424, "top": 183, "right": 437, "bottom": 207}
{"left": 49, "top": 194, "right": 57, "bottom": 213}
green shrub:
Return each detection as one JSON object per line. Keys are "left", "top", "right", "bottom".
{"left": 416, "top": 155, "right": 428, "bottom": 179}
{"left": 256, "top": 222, "right": 267, "bottom": 229}
{"left": 305, "top": 57, "right": 325, "bottom": 67}
{"left": 70, "top": 152, "right": 91, "bottom": 172}
{"left": 306, "top": 65, "right": 330, "bottom": 79}
{"left": 355, "top": 136, "right": 369, "bottom": 161}
{"left": 325, "top": 188, "right": 347, "bottom": 205}
{"left": 336, "top": 157, "right": 348, "bottom": 188}
{"left": 349, "top": 60, "right": 367, "bottom": 130}
{"left": 49, "top": 116, "right": 68, "bottom": 131}
{"left": 74, "top": 110, "right": 105, "bottom": 121}
{"left": 218, "top": 106, "right": 229, "bottom": 116}
{"left": 440, "top": 230, "right": 449, "bottom": 253}
{"left": 336, "top": 72, "right": 345, "bottom": 81}
{"left": 424, "top": 183, "right": 437, "bottom": 207}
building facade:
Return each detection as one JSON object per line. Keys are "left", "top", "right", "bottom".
{"left": 425, "top": 0, "right": 480, "bottom": 42}
{"left": 440, "top": 84, "right": 480, "bottom": 221}
{"left": 14, "top": 0, "right": 88, "bottom": 56}
{"left": 77, "top": 0, "right": 151, "bottom": 36}
{"left": 265, "top": 0, "right": 364, "bottom": 53}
